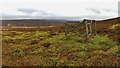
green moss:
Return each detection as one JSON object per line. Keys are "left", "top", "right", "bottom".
{"left": 89, "top": 35, "right": 116, "bottom": 46}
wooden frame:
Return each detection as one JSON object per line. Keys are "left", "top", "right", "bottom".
{"left": 65, "top": 19, "right": 97, "bottom": 38}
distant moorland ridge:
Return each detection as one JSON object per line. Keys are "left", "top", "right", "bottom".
{"left": 1, "top": 17, "right": 120, "bottom": 27}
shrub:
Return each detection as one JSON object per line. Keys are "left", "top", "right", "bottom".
{"left": 109, "top": 24, "right": 120, "bottom": 30}
{"left": 105, "top": 45, "right": 118, "bottom": 55}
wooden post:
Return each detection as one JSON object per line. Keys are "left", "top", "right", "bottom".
{"left": 94, "top": 22, "right": 97, "bottom": 35}
{"left": 89, "top": 24, "right": 92, "bottom": 36}
{"left": 85, "top": 21, "right": 89, "bottom": 38}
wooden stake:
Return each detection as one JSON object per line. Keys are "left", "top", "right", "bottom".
{"left": 94, "top": 22, "right": 97, "bottom": 35}
{"left": 85, "top": 21, "right": 88, "bottom": 38}
{"left": 90, "top": 24, "right": 92, "bottom": 35}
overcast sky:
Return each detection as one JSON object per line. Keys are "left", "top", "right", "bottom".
{"left": 0, "top": 0, "right": 120, "bottom": 20}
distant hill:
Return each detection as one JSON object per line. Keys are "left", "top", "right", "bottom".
{"left": 1, "top": 17, "right": 120, "bottom": 27}
{"left": 2, "top": 19, "right": 66, "bottom": 27}
{"left": 97, "top": 17, "right": 120, "bottom": 23}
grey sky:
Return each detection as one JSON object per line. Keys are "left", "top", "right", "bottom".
{"left": 118, "top": 1, "right": 120, "bottom": 16}
{"left": 86, "top": 8, "right": 101, "bottom": 14}
{"left": 0, "top": 0, "right": 119, "bottom": 20}
{"left": 17, "top": 8, "right": 39, "bottom": 14}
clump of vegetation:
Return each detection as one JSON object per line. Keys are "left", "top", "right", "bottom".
{"left": 109, "top": 24, "right": 120, "bottom": 30}
{"left": 88, "top": 35, "right": 116, "bottom": 46}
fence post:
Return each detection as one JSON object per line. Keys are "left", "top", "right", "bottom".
{"left": 85, "top": 21, "right": 89, "bottom": 38}
{"left": 94, "top": 22, "right": 97, "bottom": 35}
{"left": 90, "top": 23, "right": 92, "bottom": 35}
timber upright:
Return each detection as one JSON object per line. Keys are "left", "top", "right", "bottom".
{"left": 83, "top": 19, "right": 97, "bottom": 38}
{"left": 64, "top": 19, "right": 97, "bottom": 39}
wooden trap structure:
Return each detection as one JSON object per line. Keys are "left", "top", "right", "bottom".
{"left": 65, "top": 19, "right": 97, "bottom": 38}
